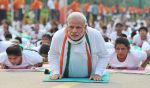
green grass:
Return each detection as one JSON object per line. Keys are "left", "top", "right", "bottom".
{"left": 7, "top": 8, "right": 49, "bottom": 24}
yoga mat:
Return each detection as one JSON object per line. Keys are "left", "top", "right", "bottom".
{"left": 0, "top": 69, "right": 39, "bottom": 72}
{"left": 0, "top": 67, "right": 51, "bottom": 72}
{"left": 0, "top": 64, "right": 50, "bottom": 72}
{"left": 43, "top": 72, "right": 109, "bottom": 83}
{"left": 107, "top": 67, "right": 150, "bottom": 75}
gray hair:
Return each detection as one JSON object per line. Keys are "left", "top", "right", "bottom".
{"left": 66, "top": 12, "right": 87, "bottom": 25}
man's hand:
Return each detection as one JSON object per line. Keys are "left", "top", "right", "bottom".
{"left": 138, "top": 67, "right": 145, "bottom": 70}
{"left": 89, "top": 74, "right": 102, "bottom": 81}
{"left": 49, "top": 74, "right": 62, "bottom": 80}
{"left": 0, "top": 64, "right": 8, "bottom": 69}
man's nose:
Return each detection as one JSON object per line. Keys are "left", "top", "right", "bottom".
{"left": 72, "top": 28, "right": 77, "bottom": 32}
{"left": 118, "top": 49, "right": 124, "bottom": 53}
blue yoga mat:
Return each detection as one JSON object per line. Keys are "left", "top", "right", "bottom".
{"left": 43, "top": 72, "right": 109, "bottom": 83}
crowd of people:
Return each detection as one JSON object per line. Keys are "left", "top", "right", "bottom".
{"left": 0, "top": 0, "right": 150, "bottom": 81}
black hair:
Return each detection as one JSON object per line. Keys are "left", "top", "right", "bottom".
{"left": 4, "top": 32, "right": 12, "bottom": 40}
{"left": 15, "top": 36, "right": 22, "bottom": 44}
{"left": 102, "top": 26, "right": 107, "bottom": 30}
{"left": 115, "top": 37, "right": 130, "bottom": 50}
{"left": 39, "top": 44, "right": 50, "bottom": 55}
{"left": 103, "top": 36, "right": 111, "bottom": 42}
{"left": 6, "top": 45, "right": 22, "bottom": 56}
{"left": 131, "top": 30, "right": 137, "bottom": 38}
{"left": 115, "top": 23, "right": 123, "bottom": 27}
{"left": 138, "top": 27, "right": 148, "bottom": 33}
{"left": 120, "top": 33, "right": 127, "bottom": 38}
{"left": 42, "top": 34, "right": 52, "bottom": 41}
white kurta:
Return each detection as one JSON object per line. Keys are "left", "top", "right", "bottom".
{"left": 48, "top": 26, "right": 109, "bottom": 77}
{"left": 0, "top": 50, "right": 43, "bottom": 69}
{"left": 109, "top": 32, "right": 120, "bottom": 41}
{"left": 133, "top": 34, "right": 150, "bottom": 47}
{"left": 108, "top": 49, "right": 147, "bottom": 68}
{"left": 0, "top": 41, "right": 13, "bottom": 53}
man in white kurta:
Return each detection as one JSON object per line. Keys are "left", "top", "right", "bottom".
{"left": 48, "top": 12, "right": 109, "bottom": 80}
{"left": 0, "top": 49, "right": 43, "bottom": 69}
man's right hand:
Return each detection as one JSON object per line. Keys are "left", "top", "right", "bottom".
{"left": 0, "top": 64, "right": 8, "bottom": 69}
{"left": 49, "top": 74, "right": 62, "bottom": 80}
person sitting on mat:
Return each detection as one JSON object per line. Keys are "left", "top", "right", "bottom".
{"left": 108, "top": 37, "right": 150, "bottom": 70}
{"left": 48, "top": 12, "right": 109, "bottom": 80}
{"left": 0, "top": 45, "right": 43, "bottom": 69}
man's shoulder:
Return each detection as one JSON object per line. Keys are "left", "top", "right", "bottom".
{"left": 22, "top": 49, "right": 42, "bottom": 60}
{"left": 23, "top": 49, "right": 39, "bottom": 55}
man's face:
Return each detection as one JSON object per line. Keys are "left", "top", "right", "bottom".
{"left": 115, "top": 44, "right": 129, "bottom": 60}
{"left": 139, "top": 29, "right": 147, "bottom": 40}
{"left": 67, "top": 19, "right": 86, "bottom": 41}
{"left": 34, "top": 24, "right": 39, "bottom": 32}
{"left": 8, "top": 55, "right": 22, "bottom": 65}
{"left": 115, "top": 25, "right": 123, "bottom": 34}
{"left": 42, "top": 36, "right": 50, "bottom": 44}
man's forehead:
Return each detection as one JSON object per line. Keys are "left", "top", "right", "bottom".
{"left": 67, "top": 19, "right": 85, "bottom": 25}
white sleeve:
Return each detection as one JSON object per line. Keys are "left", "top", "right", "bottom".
{"left": 48, "top": 33, "right": 61, "bottom": 75}
{"left": 23, "top": 50, "right": 43, "bottom": 65}
{"left": 142, "top": 41, "right": 150, "bottom": 51}
{"left": 137, "top": 51, "right": 147, "bottom": 61}
{"left": 94, "top": 31, "right": 109, "bottom": 76}
{"left": 132, "top": 50, "right": 147, "bottom": 61}
{"left": 0, "top": 52, "right": 7, "bottom": 64}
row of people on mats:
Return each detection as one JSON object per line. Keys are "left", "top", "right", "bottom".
{"left": 0, "top": 12, "right": 150, "bottom": 81}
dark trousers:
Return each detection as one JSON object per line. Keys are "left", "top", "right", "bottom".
{"left": 34, "top": 9, "right": 41, "bottom": 23}
{"left": 49, "top": 9, "right": 60, "bottom": 21}
{"left": 0, "top": 9, "right": 7, "bottom": 24}
{"left": 14, "top": 8, "right": 24, "bottom": 21}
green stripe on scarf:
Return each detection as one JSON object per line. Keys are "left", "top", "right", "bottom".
{"left": 63, "top": 42, "right": 71, "bottom": 78}
{"left": 63, "top": 33, "right": 91, "bottom": 77}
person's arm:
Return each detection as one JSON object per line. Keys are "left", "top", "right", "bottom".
{"left": 0, "top": 64, "right": 9, "bottom": 69}
{"left": 140, "top": 50, "right": 150, "bottom": 69}
{"left": 89, "top": 30, "right": 109, "bottom": 80}
{"left": 26, "top": 62, "right": 43, "bottom": 69}
{"left": 48, "top": 31, "right": 63, "bottom": 79}
{"left": 0, "top": 53, "right": 8, "bottom": 69}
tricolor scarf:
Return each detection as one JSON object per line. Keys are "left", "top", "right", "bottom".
{"left": 59, "top": 30, "right": 92, "bottom": 77}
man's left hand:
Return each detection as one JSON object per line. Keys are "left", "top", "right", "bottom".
{"left": 89, "top": 74, "right": 102, "bottom": 81}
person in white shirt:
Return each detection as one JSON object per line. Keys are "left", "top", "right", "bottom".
{"left": 47, "top": 0, "right": 56, "bottom": 20}
{"left": 122, "top": 24, "right": 132, "bottom": 38}
{"left": 48, "top": 12, "right": 109, "bottom": 80}
{"left": 0, "top": 20, "right": 14, "bottom": 40}
{"left": 100, "top": 26, "right": 109, "bottom": 38}
{"left": 0, "top": 45, "right": 43, "bottom": 69}
{"left": 32, "top": 33, "right": 52, "bottom": 50}
{"left": 133, "top": 27, "right": 150, "bottom": 47}
{"left": 30, "top": 23, "right": 45, "bottom": 43}
{"left": 109, "top": 23, "right": 124, "bottom": 41}
{"left": 108, "top": 37, "right": 150, "bottom": 70}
